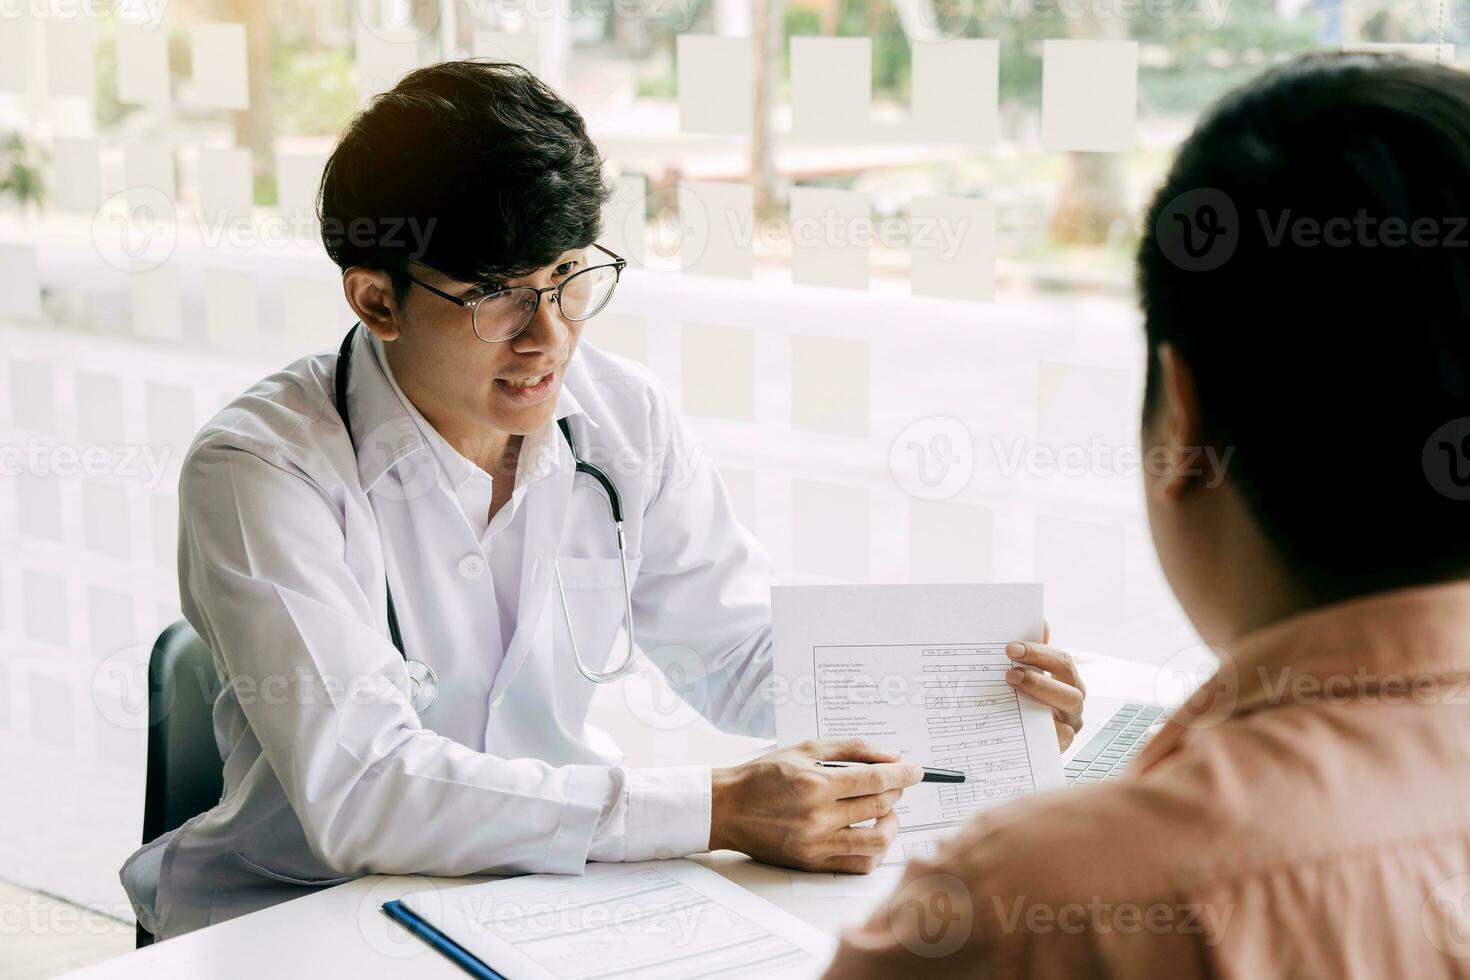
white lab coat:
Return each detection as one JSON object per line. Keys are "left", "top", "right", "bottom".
{"left": 120, "top": 328, "right": 776, "bottom": 939}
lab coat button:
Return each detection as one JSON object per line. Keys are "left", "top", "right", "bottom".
{"left": 458, "top": 555, "right": 486, "bottom": 579}
{"left": 655, "top": 847, "right": 674, "bottom": 860}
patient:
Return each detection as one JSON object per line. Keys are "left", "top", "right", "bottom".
{"left": 826, "top": 53, "right": 1470, "bottom": 977}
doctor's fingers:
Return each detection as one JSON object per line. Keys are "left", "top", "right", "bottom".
{"left": 1005, "top": 642, "right": 1084, "bottom": 693}
{"left": 799, "top": 737, "right": 902, "bottom": 764}
{"left": 828, "top": 761, "right": 924, "bottom": 799}
{"left": 831, "top": 811, "right": 900, "bottom": 855}
{"left": 836, "top": 787, "right": 904, "bottom": 825}
{"left": 1006, "top": 666, "right": 1085, "bottom": 724}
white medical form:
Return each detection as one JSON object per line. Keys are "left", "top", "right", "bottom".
{"left": 773, "top": 584, "right": 1064, "bottom": 894}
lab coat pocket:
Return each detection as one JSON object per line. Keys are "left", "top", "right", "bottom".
{"left": 233, "top": 852, "right": 353, "bottom": 888}
{"left": 551, "top": 555, "right": 642, "bottom": 674}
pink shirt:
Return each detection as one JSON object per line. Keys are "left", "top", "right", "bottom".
{"left": 824, "top": 583, "right": 1470, "bottom": 978}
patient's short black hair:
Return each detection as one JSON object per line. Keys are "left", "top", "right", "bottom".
{"left": 317, "top": 60, "right": 611, "bottom": 294}
{"left": 1137, "top": 53, "right": 1470, "bottom": 598}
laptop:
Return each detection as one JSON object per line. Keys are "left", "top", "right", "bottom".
{"left": 1061, "top": 697, "right": 1170, "bottom": 785}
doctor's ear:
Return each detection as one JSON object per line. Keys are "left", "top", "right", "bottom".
{"left": 342, "top": 267, "right": 403, "bottom": 341}
{"left": 1148, "top": 343, "right": 1207, "bottom": 504}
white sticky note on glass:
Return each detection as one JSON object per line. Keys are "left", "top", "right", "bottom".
{"left": 909, "top": 500, "right": 993, "bottom": 582}
{"left": 144, "top": 381, "right": 196, "bottom": 455}
{"left": 682, "top": 323, "right": 755, "bottom": 421}
{"left": 790, "top": 186, "right": 870, "bottom": 290}
{"left": 46, "top": 18, "right": 96, "bottom": 98}
{"left": 1037, "top": 361, "right": 1133, "bottom": 449}
{"left": 0, "top": 243, "right": 42, "bottom": 320}
{"left": 911, "top": 39, "right": 997, "bottom": 145}
{"left": 590, "top": 312, "right": 647, "bottom": 363}
{"left": 910, "top": 195, "right": 995, "bottom": 302}
{"left": 188, "top": 23, "right": 249, "bottom": 110}
{"left": 131, "top": 264, "right": 182, "bottom": 341}
{"left": 678, "top": 36, "right": 751, "bottom": 135}
{"left": 284, "top": 276, "right": 344, "bottom": 355}
{"left": 197, "top": 146, "right": 252, "bottom": 224}
{"left": 51, "top": 138, "right": 104, "bottom": 213}
{"left": 472, "top": 30, "right": 541, "bottom": 76}
{"left": 75, "top": 370, "right": 125, "bottom": 446}
{"left": 1035, "top": 515, "right": 1125, "bottom": 630}
{"left": 356, "top": 24, "right": 422, "bottom": 103}
{"left": 276, "top": 150, "right": 328, "bottom": 221}
{"left": 206, "top": 267, "right": 259, "bottom": 347}
{"left": 602, "top": 173, "right": 647, "bottom": 269}
{"left": 792, "top": 479, "right": 871, "bottom": 581}
{"left": 117, "top": 23, "right": 170, "bottom": 106}
{"left": 124, "top": 142, "right": 176, "bottom": 208}
{"left": 1042, "top": 40, "right": 1138, "bottom": 153}
{"left": 0, "top": 18, "right": 28, "bottom": 94}
{"left": 791, "top": 334, "right": 869, "bottom": 436}
{"left": 8, "top": 360, "right": 57, "bottom": 433}
{"left": 88, "top": 586, "right": 137, "bottom": 657}
{"left": 791, "top": 37, "right": 871, "bottom": 142}
{"left": 19, "top": 475, "right": 62, "bottom": 541}
{"left": 680, "top": 180, "right": 753, "bottom": 279}
{"left": 82, "top": 482, "right": 133, "bottom": 560}
{"left": 24, "top": 570, "right": 69, "bottom": 646}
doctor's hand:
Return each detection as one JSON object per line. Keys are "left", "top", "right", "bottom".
{"left": 708, "top": 738, "right": 923, "bottom": 874}
{"left": 1005, "top": 623, "right": 1087, "bottom": 752}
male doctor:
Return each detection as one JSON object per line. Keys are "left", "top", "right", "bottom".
{"left": 121, "top": 61, "right": 1087, "bottom": 939}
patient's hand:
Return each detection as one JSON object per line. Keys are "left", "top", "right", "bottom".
{"left": 1004, "top": 624, "right": 1087, "bottom": 752}
{"left": 708, "top": 739, "right": 923, "bottom": 874}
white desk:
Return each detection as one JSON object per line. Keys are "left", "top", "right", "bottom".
{"left": 63, "top": 653, "right": 1165, "bottom": 978}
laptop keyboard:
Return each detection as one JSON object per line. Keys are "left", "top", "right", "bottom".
{"left": 1064, "top": 702, "right": 1166, "bottom": 785}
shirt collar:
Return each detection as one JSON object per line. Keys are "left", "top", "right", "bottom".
{"left": 1142, "top": 580, "right": 1470, "bottom": 762}
{"left": 344, "top": 326, "right": 587, "bottom": 494}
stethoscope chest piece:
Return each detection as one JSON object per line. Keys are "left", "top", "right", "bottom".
{"left": 405, "top": 659, "right": 440, "bottom": 712}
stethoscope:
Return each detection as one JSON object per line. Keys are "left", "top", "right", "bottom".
{"left": 334, "top": 324, "right": 639, "bottom": 712}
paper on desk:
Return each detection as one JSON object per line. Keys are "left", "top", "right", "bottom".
{"left": 773, "top": 584, "right": 1063, "bottom": 895}
{"left": 399, "top": 859, "right": 835, "bottom": 979}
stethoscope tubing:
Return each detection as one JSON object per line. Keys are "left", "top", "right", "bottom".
{"left": 333, "top": 324, "right": 639, "bottom": 710}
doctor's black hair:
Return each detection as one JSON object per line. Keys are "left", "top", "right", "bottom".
{"left": 1136, "top": 53, "right": 1470, "bottom": 599}
{"left": 316, "top": 60, "right": 612, "bottom": 296}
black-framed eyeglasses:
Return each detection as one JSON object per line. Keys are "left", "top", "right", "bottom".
{"left": 406, "top": 242, "right": 627, "bottom": 344}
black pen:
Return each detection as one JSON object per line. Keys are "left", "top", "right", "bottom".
{"left": 816, "top": 761, "right": 967, "bottom": 783}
